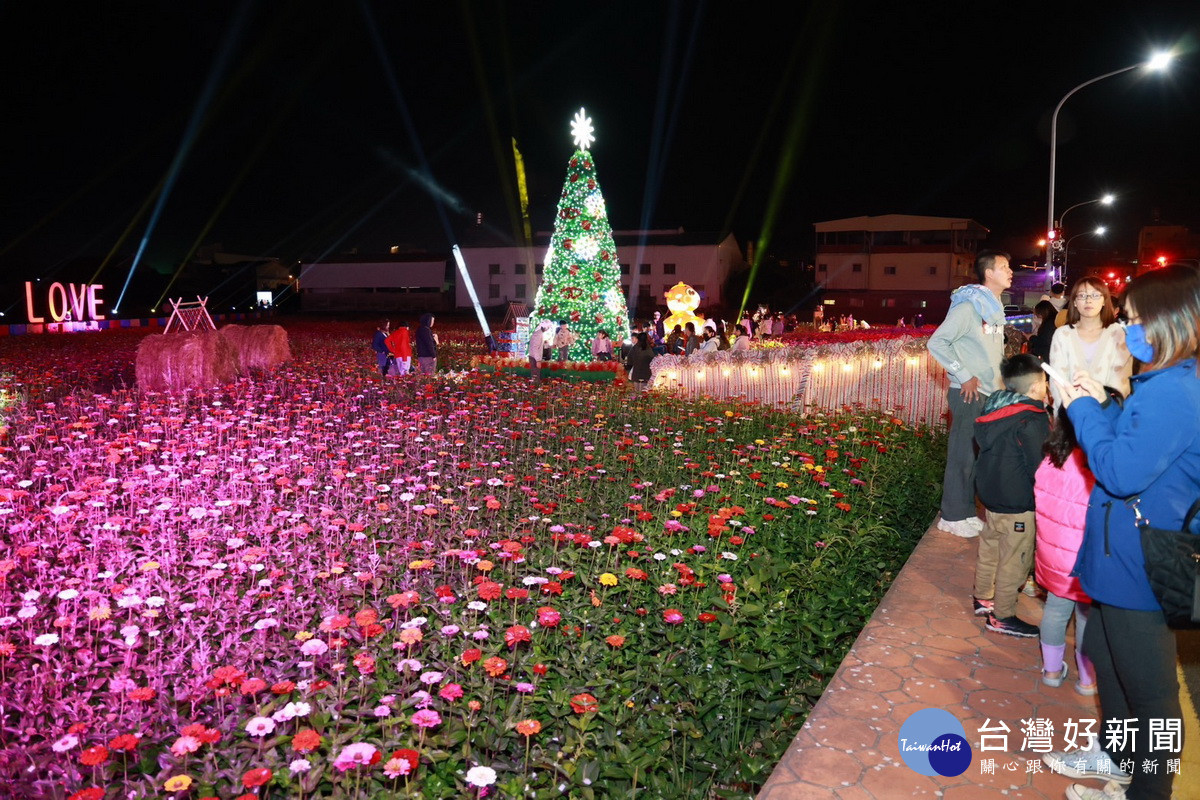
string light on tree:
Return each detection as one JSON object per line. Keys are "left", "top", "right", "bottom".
{"left": 529, "top": 109, "right": 630, "bottom": 359}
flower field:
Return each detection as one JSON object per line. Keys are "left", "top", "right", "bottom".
{"left": 0, "top": 320, "right": 945, "bottom": 799}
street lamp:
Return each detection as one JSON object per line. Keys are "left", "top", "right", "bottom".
{"left": 1057, "top": 193, "right": 1115, "bottom": 232}
{"left": 1045, "top": 51, "right": 1174, "bottom": 284}
{"left": 1063, "top": 226, "right": 1107, "bottom": 273}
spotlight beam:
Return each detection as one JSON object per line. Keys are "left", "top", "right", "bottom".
{"left": 112, "top": 2, "right": 253, "bottom": 314}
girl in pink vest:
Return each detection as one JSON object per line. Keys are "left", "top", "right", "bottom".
{"left": 1033, "top": 408, "right": 1098, "bottom": 695}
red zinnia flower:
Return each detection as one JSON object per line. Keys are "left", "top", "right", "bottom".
{"left": 532, "top": 663, "right": 548, "bottom": 675}
{"left": 68, "top": 789, "right": 104, "bottom": 800}
{"left": 505, "top": 625, "right": 532, "bottom": 648}
{"left": 108, "top": 734, "right": 139, "bottom": 751}
{"left": 242, "top": 767, "right": 273, "bottom": 788}
{"left": 79, "top": 745, "right": 109, "bottom": 766}
{"left": 483, "top": 656, "right": 508, "bottom": 677}
{"left": 461, "top": 648, "right": 482, "bottom": 665}
{"left": 697, "top": 613, "right": 718, "bottom": 623}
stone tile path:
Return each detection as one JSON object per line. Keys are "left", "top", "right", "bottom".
{"left": 758, "top": 519, "right": 1112, "bottom": 800}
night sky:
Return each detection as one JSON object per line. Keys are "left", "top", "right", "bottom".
{"left": 3, "top": 1, "right": 1199, "bottom": 292}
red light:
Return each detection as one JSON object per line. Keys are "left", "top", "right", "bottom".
{"left": 1047, "top": 230, "right": 1057, "bottom": 240}
{"left": 1107, "top": 272, "right": 1115, "bottom": 278}
{"left": 1157, "top": 255, "right": 1169, "bottom": 267}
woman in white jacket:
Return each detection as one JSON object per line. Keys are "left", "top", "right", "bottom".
{"left": 1048, "top": 278, "right": 1131, "bottom": 407}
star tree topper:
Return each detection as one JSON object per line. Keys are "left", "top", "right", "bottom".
{"left": 571, "top": 107, "right": 595, "bottom": 150}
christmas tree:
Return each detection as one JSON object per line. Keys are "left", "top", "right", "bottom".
{"left": 529, "top": 109, "right": 631, "bottom": 360}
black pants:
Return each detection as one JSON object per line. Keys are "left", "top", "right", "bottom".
{"left": 1084, "top": 602, "right": 1181, "bottom": 799}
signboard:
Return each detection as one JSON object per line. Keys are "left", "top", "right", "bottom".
{"left": 24, "top": 282, "right": 106, "bottom": 324}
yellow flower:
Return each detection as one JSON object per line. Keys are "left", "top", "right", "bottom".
{"left": 776, "top": 482, "right": 789, "bottom": 489}
{"left": 164, "top": 775, "right": 193, "bottom": 791}
{"left": 88, "top": 605, "right": 111, "bottom": 621}
{"left": 138, "top": 560, "right": 160, "bottom": 572}
{"left": 330, "top": 566, "right": 345, "bottom": 575}
{"left": 598, "top": 573, "right": 618, "bottom": 587}
{"left": 294, "top": 631, "right": 314, "bottom": 641}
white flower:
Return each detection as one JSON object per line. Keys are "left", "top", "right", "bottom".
{"left": 245, "top": 716, "right": 275, "bottom": 737}
{"left": 289, "top": 758, "right": 311, "bottom": 774}
{"left": 145, "top": 596, "right": 166, "bottom": 608}
{"left": 17, "top": 606, "right": 37, "bottom": 619}
{"left": 56, "top": 589, "right": 80, "bottom": 601}
{"left": 465, "top": 765, "right": 498, "bottom": 787}
{"left": 51, "top": 734, "right": 78, "bottom": 752}
{"left": 721, "top": 552, "right": 739, "bottom": 561}
{"left": 33, "top": 633, "right": 59, "bottom": 646}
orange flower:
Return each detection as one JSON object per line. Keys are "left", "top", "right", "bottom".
{"left": 515, "top": 719, "right": 542, "bottom": 736}
{"left": 569, "top": 693, "right": 599, "bottom": 714}
{"left": 605, "top": 635, "right": 625, "bottom": 648}
{"left": 291, "top": 729, "right": 322, "bottom": 753}
{"left": 483, "top": 656, "right": 508, "bottom": 677}
{"left": 399, "top": 628, "right": 423, "bottom": 645}
{"left": 354, "top": 608, "right": 379, "bottom": 627}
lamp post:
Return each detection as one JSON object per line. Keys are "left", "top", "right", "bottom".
{"left": 1057, "top": 193, "right": 1115, "bottom": 232}
{"left": 1063, "top": 226, "right": 1107, "bottom": 274}
{"left": 1045, "top": 51, "right": 1174, "bottom": 286}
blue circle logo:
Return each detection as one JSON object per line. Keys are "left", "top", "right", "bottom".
{"left": 897, "top": 708, "right": 972, "bottom": 776}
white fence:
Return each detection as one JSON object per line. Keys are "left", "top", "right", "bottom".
{"left": 650, "top": 336, "right": 950, "bottom": 427}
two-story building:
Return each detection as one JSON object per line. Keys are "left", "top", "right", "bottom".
{"left": 455, "top": 229, "right": 745, "bottom": 317}
{"left": 813, "top": 214, "right": 989, "bottom": 323}
{"left": 297, "top": 254, "right": 448, "bottom": 313}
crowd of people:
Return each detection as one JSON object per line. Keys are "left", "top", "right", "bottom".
{"left": 928, "top": 251, "right": 1200, "bottom": 800}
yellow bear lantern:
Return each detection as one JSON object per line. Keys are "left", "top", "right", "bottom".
{"left": 661, "top": 282, "right": 705, "bottom": 334}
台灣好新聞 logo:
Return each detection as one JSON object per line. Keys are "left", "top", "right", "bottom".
{"left": 898, "top": 708, "right": 972, "bottom": 777}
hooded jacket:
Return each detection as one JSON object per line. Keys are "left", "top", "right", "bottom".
{"left": 1067, "top": 359, "right": 1200, "bottom": 610}
{"left": 927, "top": 283, "right": 1007, "bottom": 394}
{"left": 973, "top": 390, "right": 1050, "bottom": 513}
{"left": 415, "top": 314, "right": 437, "bottom": 358}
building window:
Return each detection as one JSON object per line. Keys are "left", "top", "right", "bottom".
{"left": 639, "top": 263, "right": 651, "bottom": 275}
{"left": 928, "top": 266, "right": 938, "bottom": 275}
{"left": 515, "top": 263, "right": 526, "bottom": 274}
{"left": 852, "top": 264, "right": 863, "bottom": 273}
{"left": 639, "top": 283, "right": 651, "bottom": 297}
{"left": 849, "top": 298, "right": 864, "bottom": 307}
{"left": 823, "top": 299, "right": 836, "bottom": 305}
{"left": 622, "top": 283, "right": 630, "bottom": 295}
{"left": 881, "top": 298, "right": 896, "bottom": 307}
{"left": 515, "top": 284, "right": 526, "bottom": 298}
{"left": 817, "top": 264, "right": 828, "bottom": 273}
{"left": 535, "top": 263, "right": 544, "bottom": 275}
{"left": 884, "top": 266, "right": 897, "bottom": 275}
{"left": 488, "top": 263, "right": 501, "bottom": 275}
{"left": 663, "top": 263, "right": 676, "bottom": 275}
{"left": 488, "top": 284, "right": 500, "bottom": 298}
{"left": 620, "top": 263, "right": 630, "bottom": 275}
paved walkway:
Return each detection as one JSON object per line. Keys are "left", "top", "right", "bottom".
{"left": 758, "top": 518, "right": 1200, "bottom": 799}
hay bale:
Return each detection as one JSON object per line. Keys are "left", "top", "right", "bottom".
{"left": 135, "top": 331, "right": 239, "bottom": 392}
{"left": 220, "top": 324, "right": 289, "bottom": 373}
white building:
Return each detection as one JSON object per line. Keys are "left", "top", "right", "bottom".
{"left": 455, "top": 229, "right": 745, "bottom": 316}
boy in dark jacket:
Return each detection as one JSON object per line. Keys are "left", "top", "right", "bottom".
{"left": 972, "top": 354, "right": 1051, "bottom": 637}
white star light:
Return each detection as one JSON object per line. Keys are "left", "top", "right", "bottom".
{"left": 571, "top": 108, "right": 595, "bottom": 150}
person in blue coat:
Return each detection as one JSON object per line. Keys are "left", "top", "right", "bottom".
{"left": 1045, "top": 264, "right": 1200, "bottom": 800}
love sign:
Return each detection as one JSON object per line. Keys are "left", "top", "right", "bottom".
{"left": 24, "top": 282, "right": 107, "bottom": 324}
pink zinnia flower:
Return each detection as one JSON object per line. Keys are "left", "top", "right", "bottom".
{"left": 300, "top": 639, "right": 328, "bottom": 656}
{"left": 332, "top": 742, "right": 379, "bottom": 771}
{"left": 169, "top": 735, "right": 201, "bottom": 756}
{"left": 438, "top": 683, "right": 464, "bottom": 701}
{"left": 410, "top": 709, "right": 442, "bottom": 728}
{"left": 663, "top": 608, "right": 685, "bottom": 625}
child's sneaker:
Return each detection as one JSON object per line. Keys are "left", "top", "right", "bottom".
{"left": 1041, "top": 659, "right": 1068, "bottom": 688}
{"left": 985, "top": 614, "right": 1038, "bottom": 638}
{"left": 1043, "top": 745, "right": 1132, "bottom": 785}
{"left": 971, "top": 597, "right": 994, "bottom": 617}
{"left": 937, "top": 518, "right": 980, "bottom": 538}
{"left": 1022, "top": 576, "right": 1039, "bottom": 597}
{"left": 1065, "top": 779, "right": 1127, "bottom": 799}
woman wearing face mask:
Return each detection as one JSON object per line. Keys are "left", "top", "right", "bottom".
{"left": 1045, "top": 264, "right": 1200, "bottom": 800}
{"left": 1048, "top": 278, "right": 1132, "bottom": 408}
